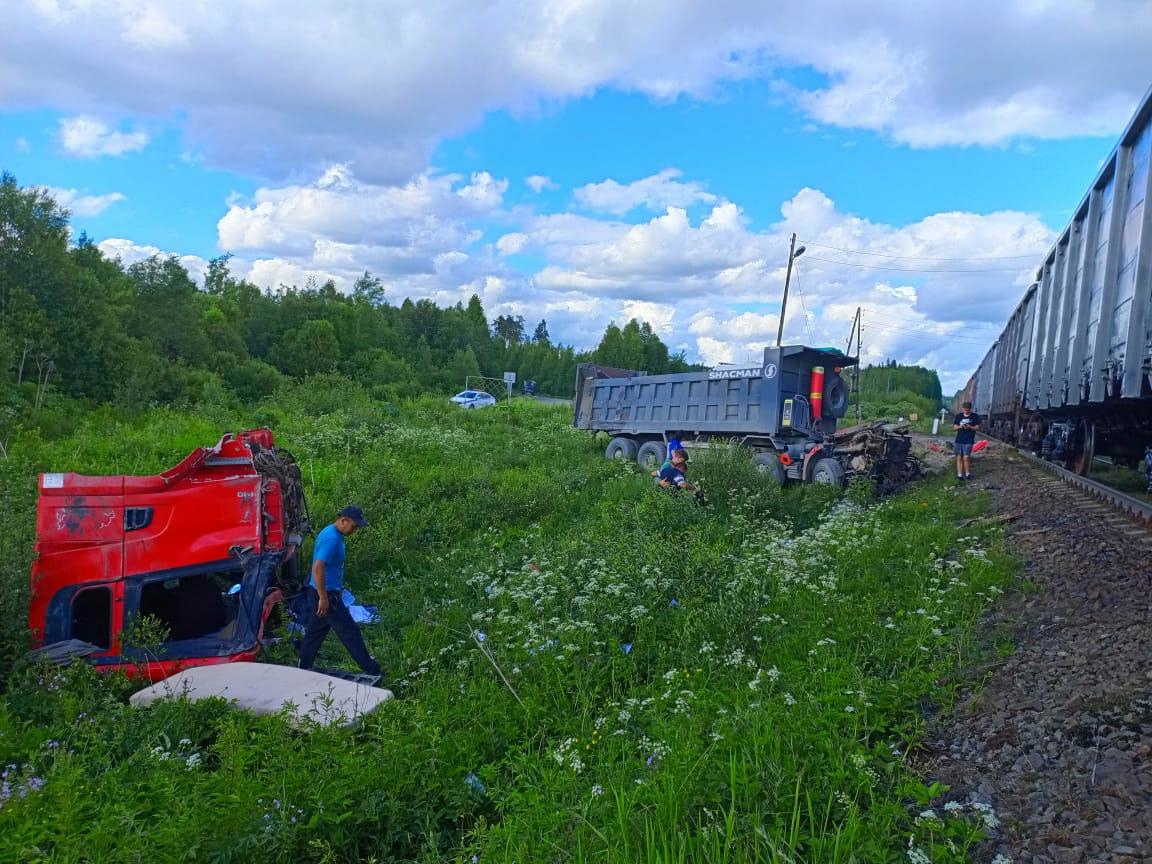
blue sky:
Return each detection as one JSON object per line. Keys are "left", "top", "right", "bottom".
{"left": 3, "top": 1, "right": 1151, "bottom": 389}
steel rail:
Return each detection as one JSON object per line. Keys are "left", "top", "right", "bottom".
{"left": 1015, "top": 447, "right": 1152, "bottom": 524}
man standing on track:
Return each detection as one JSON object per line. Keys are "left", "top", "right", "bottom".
{"left": 298, "top": 505, "right": 382, "bottom": 679}
{"left": 953, "top": 402, "right": 982, "bottom": 481}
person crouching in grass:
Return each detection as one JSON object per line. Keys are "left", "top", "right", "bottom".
{"left": 655, "top": 448, "right": 704, "bottom": 502}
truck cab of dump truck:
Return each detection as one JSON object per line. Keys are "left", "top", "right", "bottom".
{"left": 28, "top": 429, "right": 310, "bottom": 682}
{"left": 573, "top": 345, "right": 857, "bottom": 485}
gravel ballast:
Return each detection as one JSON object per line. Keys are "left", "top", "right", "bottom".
{"left": 920, "top": 445, "right": 1152, "bottom": 864}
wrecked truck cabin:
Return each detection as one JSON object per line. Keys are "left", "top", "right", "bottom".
{"left": 28, "top": 428, "right": 310, "bottom": 680}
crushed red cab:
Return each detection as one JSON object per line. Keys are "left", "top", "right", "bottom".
{"left": 28, "top": 429, "right": 309, "bottom": 681}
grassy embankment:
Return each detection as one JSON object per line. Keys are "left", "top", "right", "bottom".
{"left": 0, "top": 382, "right": 1012, "bottom": 862}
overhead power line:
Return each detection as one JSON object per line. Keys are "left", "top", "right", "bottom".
{"left": 800, "top": 254, "right": 1035, "bottom": 274}
{"left": 865, "top": 324, "right": 994, "bottom": 344}
{"left": 863, "top": 308, "right": 1002, "bottom": 330}
{"left": 799, "top": 239, "right": 1042, "bottom": 262}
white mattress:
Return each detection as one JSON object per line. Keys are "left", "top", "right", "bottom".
{"left": 129, "top": 662, "right": 393, "bottom": 727}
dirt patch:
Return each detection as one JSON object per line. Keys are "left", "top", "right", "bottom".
{"left": 919, "top": 444, "right": 1152, "bottom": 863}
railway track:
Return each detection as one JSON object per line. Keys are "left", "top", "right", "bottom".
{"left": 1013, "top": 446, "right": 1152, "bottom": 529}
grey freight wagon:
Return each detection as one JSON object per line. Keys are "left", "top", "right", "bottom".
{"left": 573, "top": 345, "right": 855, "bottom": 485}
{"left": 957, "top": 82, "right": 1152, "bottom": 476}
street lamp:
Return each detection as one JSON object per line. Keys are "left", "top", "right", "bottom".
{"left": 775, "top": 233, "right": 806, "bottom": 347}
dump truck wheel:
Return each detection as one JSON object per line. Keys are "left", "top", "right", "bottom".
{"left": 636, "top": 441, "right": 666, "bottom": 470}
{"left": 809, "top": 456, "right": 845, "bottom": 487}
{"left": 753, "top": 451, "right": 786, "bottom": 484}
{"left": 605, "top": 437, "right": 638, "bottom": 461}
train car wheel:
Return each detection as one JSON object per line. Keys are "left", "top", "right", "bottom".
{"left": 1071, "top": 420, "right": 1095, "bottom": 476}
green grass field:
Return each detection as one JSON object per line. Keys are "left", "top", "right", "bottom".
{"left": 0, "top": 382, "right": 1014, "bottom": 862}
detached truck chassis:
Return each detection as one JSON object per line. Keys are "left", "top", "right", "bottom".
{"left": 574, "top": 345, "right": 856, "bottom": 485}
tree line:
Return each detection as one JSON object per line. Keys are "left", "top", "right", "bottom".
{"left": 851, "top": 360, "right": 944, "bottom": 419}
{"left": 0, "top": 174, "right": 693, "bottom": 430}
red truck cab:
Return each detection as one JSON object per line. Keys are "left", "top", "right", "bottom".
{"left": 28, "top": 429, "right": 309, "bottom": 682}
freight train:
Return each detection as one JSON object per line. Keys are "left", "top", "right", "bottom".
{"left": 955, "top": 85, "right": 1152, "bottom": 485}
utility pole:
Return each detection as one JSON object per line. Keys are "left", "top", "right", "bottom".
{"left": 775, "top": 233, "right": 806, "bottom": 348}
{"left": 845, "top": 307, "right": 864, "bottom": 424}
{"left": 856, "top": 311, "right": 863, "bottom": 423}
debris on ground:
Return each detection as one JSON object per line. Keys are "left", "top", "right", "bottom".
{"left": 833, "top": 421, "right": 922, "bottom": 493}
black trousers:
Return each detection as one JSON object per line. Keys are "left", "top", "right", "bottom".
{"left": 297, "top": 588, "right": 381, "bottom": 676}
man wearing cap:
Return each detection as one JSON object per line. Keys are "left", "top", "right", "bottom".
{"left": 297, "top": 506, "right": 382, "bottom": 678}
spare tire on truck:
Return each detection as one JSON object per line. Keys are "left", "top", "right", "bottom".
{"left": 636, "top": 441, "right": 666, "bottom": 470}
{"left": 753, "top": 450, "right": 786, "bottom": 484}
{"left": 605, "top": 437, "right": 638, "bottom": 461}
{"left": 825, "top": 375, "right": 850, "bottom": 418}
{"left": 808, "top": 456, "right": 845, "bottom": 487}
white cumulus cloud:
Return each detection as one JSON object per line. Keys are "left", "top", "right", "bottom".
{"left": 526, "top": 175, "right": 557, "bottom": 193}
{"left": 58, "top": 115, "right": 149, "bottom": 157}
{"left": 575, "top": 169, "right": 717, "bottom": 215}
{"left": 97, "top": 238, "right": 210, "bottom": 284}
{"left": 44, "top": 186, "right": 126, "bottom": 217}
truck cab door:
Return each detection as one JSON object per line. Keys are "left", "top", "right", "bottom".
{"left": 30, "top": 473, "right": 126, "bottom": 654}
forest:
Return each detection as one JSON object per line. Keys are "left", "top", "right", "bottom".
{"left": 0, "top": 173, "right": 691, "bottom": 437}
{"left": 852, "top": 360, "right": 944, "bottom": 420}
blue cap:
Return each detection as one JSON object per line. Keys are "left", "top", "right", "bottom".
{"left": 337, "top": 505, "right": 369, "bottom": 527}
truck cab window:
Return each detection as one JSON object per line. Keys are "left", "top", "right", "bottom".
{"left": 72, "top": 587, "right": 111, "bottom": 650}
{"left": 138, "top": 570, "right": 243, "bottom": 642}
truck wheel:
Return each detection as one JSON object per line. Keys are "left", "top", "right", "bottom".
{"left": 809, "top": 456, "right": 845, "bottom": 487}
{"left": 636, "top": 441, "right": 666, "bottom": 470}
{"left": 605, "top": 437, "right": 638, "bottom": 461}
{"left": 753, "top": 451, "right": 786, "bottom": 484}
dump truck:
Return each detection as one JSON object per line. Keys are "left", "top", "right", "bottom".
{"left": 28, "top": 428, "right": 310, "bottom": 681}
{"left": 574, "top": 345, "right": 857, "bottom": 485}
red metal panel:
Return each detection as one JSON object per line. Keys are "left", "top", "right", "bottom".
{"left": 30, "top": 493, "right": 125, "bottom": 631}
{"left": 122, "top": 476, "right": 263, "bottom": 576}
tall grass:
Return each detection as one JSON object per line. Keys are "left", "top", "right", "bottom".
{"left": 0, "top": 386, "right": 1011, "bottom": 862}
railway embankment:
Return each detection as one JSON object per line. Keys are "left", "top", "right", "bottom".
{"left": 921, "top": 445, "right": 1152, "bottom": 864}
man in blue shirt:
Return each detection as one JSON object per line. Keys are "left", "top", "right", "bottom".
{"left": 297, "top": 505, "right": 382, "bottom": 678}
{"left": 655, "top": 448, "right": 699, "bottom": 494}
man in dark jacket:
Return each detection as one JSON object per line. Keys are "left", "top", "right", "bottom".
{"left": 953, "top": 402, "right": 982, "bottom": 480}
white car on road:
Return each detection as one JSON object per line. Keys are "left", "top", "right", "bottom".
{"left": 450, "top": 390, "right": 497, "bottom": 409}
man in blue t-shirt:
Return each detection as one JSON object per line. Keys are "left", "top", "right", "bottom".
{"left": 297, "top": 505, "right": 382, "bottom": 678}
{"left": 953, "top": 402, "right": 982, "bottom": 481}
{"left": 655, "top": 448, "right": 699, "bottom": 494}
